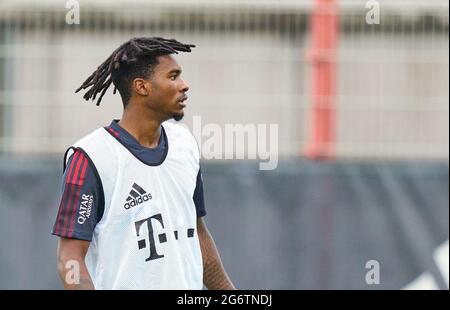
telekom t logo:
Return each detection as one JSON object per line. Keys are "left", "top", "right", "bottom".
{"left": 135, "top": 214, "right": 166, "bottom": 261}
{"left": 134, "top": 213, "right": 195, "bottom": 262}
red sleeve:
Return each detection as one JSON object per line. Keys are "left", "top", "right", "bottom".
{"left": 52, "top": 149, "right": 104, "bottom": 241}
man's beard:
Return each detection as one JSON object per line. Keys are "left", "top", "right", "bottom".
{"left": 172, "top": 112, "right": 184, "bottom": 122}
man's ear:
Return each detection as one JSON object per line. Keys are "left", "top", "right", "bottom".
{"left": 133, "top": 78, "right": 151, "bottom": 96}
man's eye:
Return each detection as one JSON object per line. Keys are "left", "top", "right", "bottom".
{"left": 170, "top": 75, "right": 177, "bottom": 80}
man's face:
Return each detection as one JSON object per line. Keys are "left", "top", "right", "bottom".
{"left": 147, "top": 55, "right": 189, "bottom": 121}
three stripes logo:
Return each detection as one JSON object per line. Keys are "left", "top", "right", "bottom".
{"left": 124, "top": 183, "right": 153, "bottom": 210}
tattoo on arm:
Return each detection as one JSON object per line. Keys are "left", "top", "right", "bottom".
{"left": 58, "top": 238, "right": 95, "bottom": 290}
{"left": 74, "top": 275, "right": 95, "bottom": 290}
{"left": 198, "top": 219, "right": 235, "bottom": 290}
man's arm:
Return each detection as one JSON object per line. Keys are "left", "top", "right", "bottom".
{"left": 57, "top": 237, "right": 95, "bottom": 290}
{"left": 52, "top": 149, "right": 104, "bottom": 289}
{"left": 197, "top": 217, "right": 235, "bottom": 290}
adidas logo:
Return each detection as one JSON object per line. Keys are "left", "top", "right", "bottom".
{"left": 124, "top": 183, "right": 153, "bottom": 210}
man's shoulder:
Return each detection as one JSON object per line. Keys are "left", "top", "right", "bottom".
{"left": 163, "top": 121, "right": 200, "bottom": 157}
{"left": 72, "top": 127, "right": 108, "bottom": 148}
{"left": 66, "top": 126, "right": 119, "bottom": 177}
{"left": 67, "top": 127, "right": 116, "bottom": 166}
{"left": 162, "top": 121, "right": 194, "bottom": 139}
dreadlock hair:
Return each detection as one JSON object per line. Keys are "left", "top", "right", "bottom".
{"left": 75, "top": 37, "right": 195, "bottom": 107}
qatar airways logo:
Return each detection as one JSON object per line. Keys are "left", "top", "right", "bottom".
{"left": 78, "top": 194, "right": 93, "bottom": 224}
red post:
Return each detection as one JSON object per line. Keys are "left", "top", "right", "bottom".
{"left": 305, "top": 0, "right": 339, "bottom": 159}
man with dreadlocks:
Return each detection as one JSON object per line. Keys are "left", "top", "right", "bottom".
{"left": 52, "top": 37, "right": 235, "bottom": 290}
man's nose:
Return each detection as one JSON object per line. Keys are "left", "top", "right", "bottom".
{"left": 180, "top": 78, "right": 189, "bottom": 92}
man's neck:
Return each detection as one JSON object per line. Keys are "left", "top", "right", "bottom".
{"left": 118, "top": 105, "right": 163, "bottom": 149}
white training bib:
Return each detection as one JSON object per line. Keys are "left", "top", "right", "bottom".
{"left": 71, "top": 121, "right": 203, "bottom": 290}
